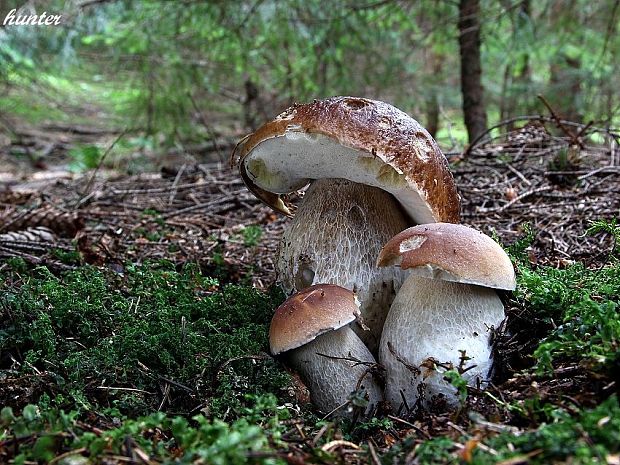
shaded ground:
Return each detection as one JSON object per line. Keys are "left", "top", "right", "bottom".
{"left": 0, "top": 115, "right": 619, "bottom": 464}
{"left": 1, "top": 116, "right": 618, "bottom": 280}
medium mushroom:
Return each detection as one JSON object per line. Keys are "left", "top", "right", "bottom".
{"left": 233, "top": 96, "right": 460, "bottom": 353}
{"left": 269, "top": 284, "right": 382, "bottom": 417}
{"left": 376, "top": 223, "right": 516, "bottom": 411}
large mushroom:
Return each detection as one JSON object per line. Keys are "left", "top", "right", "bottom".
{"left": 269, "top": 284, "right": 382, "bottom": 417}
{"left": 233, "top": 96, "right": 460, "bottom": 352}
{"left": 376, "top": 223, "right": 516, "bottom": 411}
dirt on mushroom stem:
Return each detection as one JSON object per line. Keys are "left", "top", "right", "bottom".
{"left": 376, "top": 223, "right": 516, "bottom": 411}
{"left": 379, "top": 276, "right": 505, "bottom": 411}
{"left": 269, "top": 284, "right": 383, "bottom": 418}
{"left": 276, "top": 178, "right": 411, "bottom": 355}
{"left": 285, "top": 325, "right": 383, "bottom": 418}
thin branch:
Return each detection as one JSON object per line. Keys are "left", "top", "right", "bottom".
{"left": 387, "top": 341, "right": 420, "bottom": 375}
{"left": 79, "top": 129, "right": 128, "bottom": 199}
{"left": 537, "top": 95, "right": 584, "bottom": 148}
{"left": 187, "top": 92, "right": 224, "bottom": 161}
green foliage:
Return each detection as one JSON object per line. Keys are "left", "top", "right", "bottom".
{"left": 442, "top": 369, "right": 469, "bottom": 405}
{"left": 509, "top": 221, "right": 620, "bottom": 376}
{"left": 509, "top": 220, "right": 620, "bottom": 372}
{"left": 505, "top": 223, "right": 536, "bottom": 264}
{"left": 242, "top": 225, "right": 263, "bottom": 247}
{"left": 3, "top": 0, "right": 620, "bottom": 149}
{"left": 0, "top": 262, "right": 289, "bottom": 417}
{"left": 68, "top": 145, "right": 102, "bottom": 172}
{"left": 516, "top": 259, "right": 619, "bottom": 373}
{"left": 477, "top": 396, "right": 620, "bottom": 464}
{"left": 381, "top": 436, "right": 456, "bottom": 464}
{"left": 7, "top": 395, "right": 617, "bottom": 464}
{"left": 350, "top": 416, "right": 393, "bottom": 440}
{"left": 534, "top": 298, "right": 619, "bottom": 373}
{"left": 1, "top": 227, "right": 619, "bottom": 464}
{"left": 0, "top": 93, "right": 67, "bottom": 124}
{"left": 587, "top": 218, "right": 620, "bottom": 258}
{"left": 51, "top": 247, "right": 82, "bottom": 265}
{"left": 1, "top": 397, "right": 289, "bottom": 464}
{"left": 379, "top": 396, "right": 620, "bottom": 464}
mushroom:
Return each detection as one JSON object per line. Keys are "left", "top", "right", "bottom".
{"left": 376, "top": 223, "right": 516, "bottom": 411}
{"left": 233, "top": 96, "right": 460, "bottom": 353}
{"left": 269, "top": 284, "right": 383, "bottom": 417}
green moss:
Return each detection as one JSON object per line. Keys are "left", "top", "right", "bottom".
{"left": 501, "top": 220, "right": 620, "bottom": 374}
{"left": 2, "top": 223, "right": 619, "bottom": 463}
{"left": 478, "top": 395, "right": 620, "bottom": 464}
{"left": 241, "top": 225, "right": 264, "bottom": 247}
{"left": 514, "top": 259, "right": 620, "bottom": 373}
{"left": 0, "top": 262, "right": 289, "bottom": 417}
{"left": 1, "top": 395, "right": 290, "bottom": 464}
{"left": 377, "top": 397, "right": 620, "bottom": 464}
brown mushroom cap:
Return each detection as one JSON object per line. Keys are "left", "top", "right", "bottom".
{"left": 269, "top": 284, "right": 360, "bottom": 355}
{"left": 377, "top": 223, "right": 516, "bottom": 290}
{"left": 232, "top": 96, "right": 460, "bottom": 224}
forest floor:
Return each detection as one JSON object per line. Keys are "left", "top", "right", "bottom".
{"left": 0, "top": 114, "right": 619, "bottom": 464}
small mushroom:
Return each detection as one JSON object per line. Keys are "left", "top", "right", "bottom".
{"left": 269, "top": 284, "right": 383, "bottom": 417}
{"left": 276, "top": 178, "right": 410, "bottom": 353}
{"left": 376, "top": 223, "right": 516, "bottom": 410}
{"left": 234, "top": 96, "right": 460, "bottom": 353}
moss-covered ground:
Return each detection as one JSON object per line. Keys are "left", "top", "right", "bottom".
{"left": 0, "top": 223, "right": 619, "bottom": 464}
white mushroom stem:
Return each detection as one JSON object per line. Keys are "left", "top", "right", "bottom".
{"left": 277, "top": 178, "right": 410, "bottom": 353}
{"left": 287, "top": 325, "right": 382, "bottom": 416}
{"left": 379, "top": 276, "right": 505, "bottom": 411}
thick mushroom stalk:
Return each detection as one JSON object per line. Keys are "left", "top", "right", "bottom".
{"left": 270, "top": 284, "right": 383, "bottom": 417}
{"left": 233, "top": 97, "right": 460, "bottom": 353}
{"left": 380, "top": 277, "right": 504, "bottom": 410}
{"left": 288, "top": 326, "right": 382, "bottom": 416}
{"left": 377, "top": 223, "right": 516, "bottom": 411}
{"left": 277, "top": 178, "right": 409, "bottom": 353}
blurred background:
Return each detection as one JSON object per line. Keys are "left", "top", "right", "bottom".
{"left": 1, "top": 0, "right": 619, "bottom": 173}
{"left": 2, "top": 4, "right": 620, "bottom": 463}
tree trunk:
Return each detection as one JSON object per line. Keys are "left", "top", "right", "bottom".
{"left": 499, "top": 63, "right": 511, "bottom": 124}
{"left": 458, "top": 0, "right": 487, "bottom": 143}
{"left": 425, "top": 52, "right": 443, "bottom": 138}
{"left": 501, "top": 0, "right": 532, "bottom": 130}
{"left": 511, "top": 0, "right": 532, "bottom": 122}
{"left": 243, "top": 79, "right": 260, "bottom": 131}
{"left": 549, "top": 54, "right": 582, "bottom": 123}
{"left": 425, "top": 94, "right": 440, "bottom": 139}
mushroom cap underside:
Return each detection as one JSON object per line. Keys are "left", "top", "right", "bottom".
{"left": 377, "top": 223, "right": 516, "bottom": 290}
{"left": 269, "top": 284, "right": 360, "bottom": 355}
{"left": 232, "top": 96, "right": 460, "bottom": 224}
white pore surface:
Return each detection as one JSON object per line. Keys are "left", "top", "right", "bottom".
{"left": 244, "top": 132, "right": 436, "bottom": 224}
{"left": 379, "top": 276, "right": 505, "bottom": 411}
{"left": 277, "top": 178, "right": 410, "bottom": 354}
{"left": 288, "top": 325, "right": 383, "bottom": 417}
